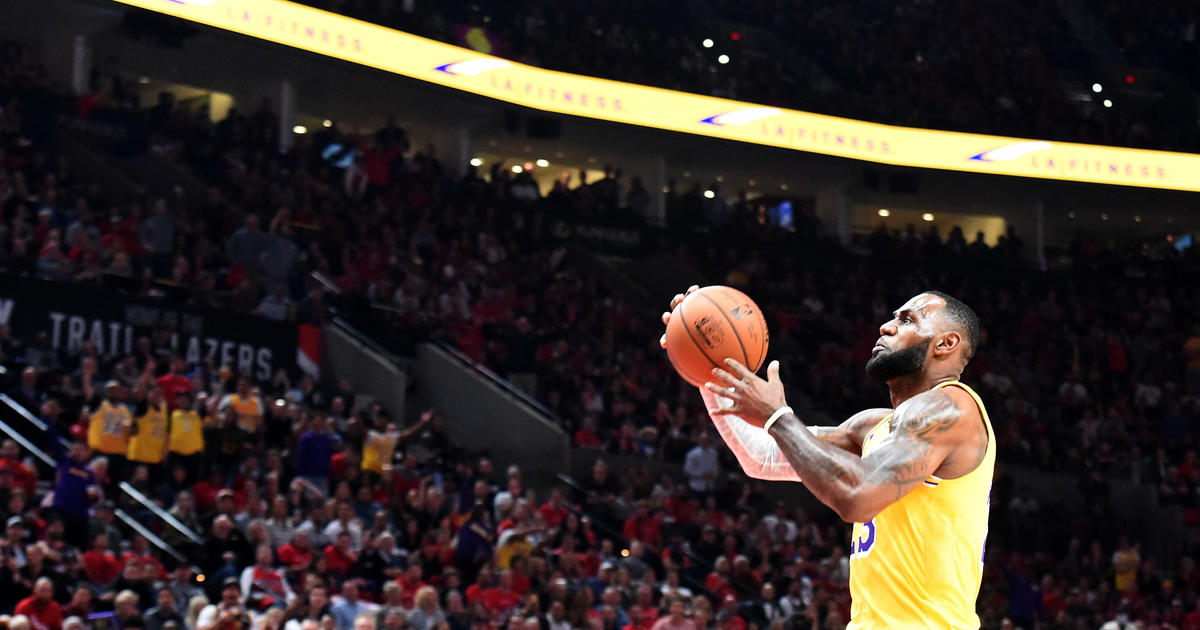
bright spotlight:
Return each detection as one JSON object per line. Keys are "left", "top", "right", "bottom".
{"left": 922, "top": 213, "right": 935, "bottom": 222}
{"left": 469, "top": 158, "right": 483, "bottom": 167}
{"left": 535, "top": 158, "right": 549, "bottom": 168}
{"left": 511, "top": 165, "right": 523, "bottom": 173}
{"left": 717, "top": 54, "right": 730, "bottom": 64}
{"left": 1092, "top": 83, "right": 1102, "bottom": 93}
{"left": 878, "top": 209, "right": 890, "bottom": 217}
{"left": 292, "top": 125, "right": 307, "bottom": 134}
{"left": 702, "top": 39, "right": 714, "bottom": 48}
{"left": 703, "top": 190, "right": 716, "bottom": 199}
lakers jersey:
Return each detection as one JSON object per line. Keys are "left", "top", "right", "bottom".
{"left": 128, "top": 403, "right": 169, "bottom": 463}
{"left": 362, "top": 430, "right": 399, "bottom": 474}
{"left": 229, "top": 395, "right": 264, "bottom": 433}
{"left": 89, "top": 400, "right": 133, "bottom": 455}
{"left": 847, "top": 381, "right": 995, "bottom": 630}
{"left": 169, "top": 409, "right": 206, "bottom": 455}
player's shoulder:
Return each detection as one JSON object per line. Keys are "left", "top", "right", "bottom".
{"left": 892, "top": 386, "right": 979, "bottom": 437}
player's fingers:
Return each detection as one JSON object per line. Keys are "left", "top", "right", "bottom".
{"left": 659, "top": 334, "right": 667, "bottom": 349}
{"left": 686, "top": 285, "right": 699, "bottom": 294}
{"left": 670, "top": 293, "right": 685, "bottom": 308}
{"left": 709, "top": 367, "right": 742, "bottom": 387}
{"left": 723, "top": 358, "right": 755, "bottom": 380}
{"left": 766, "top": 360, "right": 780, "bottom": 384}
{"left": 661, "top": 311, "right": 671, "bottom": 325}
{"left": 703, "top": 382, "right": 738, "bottom": 400}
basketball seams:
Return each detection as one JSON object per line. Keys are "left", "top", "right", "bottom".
{"left": 698, "top": 291, "right": 751, "bottom": 368}
{"left": 674, "top": 298, "right": 723, "bottom": 384}
{"left": 753, "top": 311, "right": 768, "bottom": 370}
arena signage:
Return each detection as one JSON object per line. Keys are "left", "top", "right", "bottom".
{"left": 109, "top": 0, "right": 1200, "bottom": 192}
{"left": 0, "top": 275, "right": 299, "bottom": 380}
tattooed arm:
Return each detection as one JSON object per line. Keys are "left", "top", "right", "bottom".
{"left": 766, "top": 389, "right": 965, "bottom": 523}
{"left": 701, "top": 385, "right": 888, "bottom": 480}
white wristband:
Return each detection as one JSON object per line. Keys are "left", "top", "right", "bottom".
{"left": 764, "top": 406, "right": 793, "bottom": 432}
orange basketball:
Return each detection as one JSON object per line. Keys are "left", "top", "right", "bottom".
{"left": 664, "top": 286, "right": 770, "bottom": 387}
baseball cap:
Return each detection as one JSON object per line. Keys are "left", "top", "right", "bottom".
{"left": 222, "top": 576, "right": 240, "bottom": 590}
{"left": 6, "top": 516, "right": 23, "bottom": 528}
{"left": 600, "top": 561, "right": 615, "bottom": 571}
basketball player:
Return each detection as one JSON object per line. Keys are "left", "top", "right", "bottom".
{"left": 661, "top": 288, "right": 992, "bottom": 630}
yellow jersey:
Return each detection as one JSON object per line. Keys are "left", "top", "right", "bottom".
{"left": 362, "top": 430, "right": 399, "bottom": 474}
{"left": 127, "top": 403, "right": 169, "bottom": 463}
{"left": 847, "top": 381, "right": 995, "bottom": 630}
{"left": 88, "top": 401, "right": 132, "bottom": 455}
{"left": 228, "top": 394, "right": 263, "bottom": 433}
{"left": 168, "top": 409, "right": 206, "bottom": 455}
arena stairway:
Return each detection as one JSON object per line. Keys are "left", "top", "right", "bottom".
{"left": 0, "top": 392, "right": 202, "bottom": 565}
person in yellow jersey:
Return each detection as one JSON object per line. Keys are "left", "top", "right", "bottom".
{"left": 168, "top": 390, "right": 207, "bottom": 483}
{"left": 218, "top": 376, "right": 265, "bottom": 440}
{"left": 127, "top": 385, "right": 170, "bottom": 475}
{"left": 661, "top": 289, "right": 992, "bottom": 630}
{"left": 88, "top": 380, "right": 134, "bottom": 487}
{"left": 362, "top": 414, "right": 433, "bottom": 480}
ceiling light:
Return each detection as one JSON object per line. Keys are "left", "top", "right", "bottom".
{"left": 878, "top": 209, "right": 890, "bottom": 217}
{"left": 922, "top": 213, "right": 935, "bottom": 222}
{"left": 292, "top": 125, "right": 307, "bottom": 134}
{"left": 511, "top": 165, "right": 523, "bottom": 173}
{"left": 536, "top": 158, "right": 549, "bottom": 168}
{"left": 470, "top": 158, "right": 483, "bottom": 167}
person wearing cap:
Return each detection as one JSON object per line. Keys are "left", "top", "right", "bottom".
{"left": 4, "top": 516, "right": 27, "bottom": 567}
{"left": 196, "top": 578, "right": 251, "bottom": 630}
{"left": 88, "top": 380, "right": 133, "bottom": 486}
{"left": 46, "top": 411, "right": 98, "bottom": 549}
{"left": 168, "top": 389, "right": 206, "bottom": 483}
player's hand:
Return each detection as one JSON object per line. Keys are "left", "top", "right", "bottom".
{"left": 705, "top": 359, "right": 787, "bottom": 428}
{"left": 659, "top": 285, "right": 700, "bottom": 349}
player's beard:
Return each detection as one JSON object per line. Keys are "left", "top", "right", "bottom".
{"left": 865, "top": 338, "right": 931, "bottom": 383}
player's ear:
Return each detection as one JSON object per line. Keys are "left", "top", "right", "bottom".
{"left": 933, "top": 331, "right": 961, "bottom": 357}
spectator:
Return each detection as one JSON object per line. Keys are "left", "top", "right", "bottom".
{"left": 145, "top": 587, "right": 186, "bottom": 630}
{"left": 329, "top": 581, "right": 376, "bottom": 630}
{"left": 241, "top": 545, "right": 293, "bottom": 611}
{"left": 683, "top": 432, "right": 718, "bottom": 496}
{"left": 14, "top": 577, "right": 63, "bottom": 630}
{"left": 405, "top": 586, "right": 445, "bottom": 630}
{"left": 650, "top": 598, "right": 694, "bottom": 630}
{"left": 196, "top": 578, "right": 252, "bottom": 630}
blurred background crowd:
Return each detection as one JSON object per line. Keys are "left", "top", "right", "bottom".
{"left": 0, "top": 0, "right": 1199, "bottom": 626}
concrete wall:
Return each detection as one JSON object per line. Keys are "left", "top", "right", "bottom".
{"left": 321, "top": 324, "right": 407, "bottom": 421}
{"left": 414, "top": 343, "right": 569, "bottom": 486}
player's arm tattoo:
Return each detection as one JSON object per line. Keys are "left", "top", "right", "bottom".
{"left": 807, "top": 408, "right": 892, "bottom": 456}
{"left": 768, "top": 391, "right": 962, "bottom": 522}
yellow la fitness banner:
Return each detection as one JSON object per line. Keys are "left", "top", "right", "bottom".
{"left": 111, "top": 0, "right": 1200, "bottom": 192}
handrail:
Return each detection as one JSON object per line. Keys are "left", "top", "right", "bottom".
{"left": 0, "top": 393, "right": 49, "bottom": 432}
{"left": 0, "top": 404, "right": 188, "bottom": 562}
{"left": 118, "top": 481, "right": 205, "bottom": 545}
{"left": 332, "top": 316, "right": 404, "bottom": 366}
{"left": 0, "top": 416, "right": 56, "bottom": 469}
{"left": 310, "top": 270, "right": 342, "bottom": 295}
{"left": 114, "top": 507, "right": 187, "bottom": 563}
{"left": 0, "top": 394, "right": 205, "bottom": 547}
{"left": 434, "top": 340, "right": 563, "bottom": 427}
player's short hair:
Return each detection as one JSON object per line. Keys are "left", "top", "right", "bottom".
{"left": 922, "top": 291, "right": 980, "bottom": 361}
